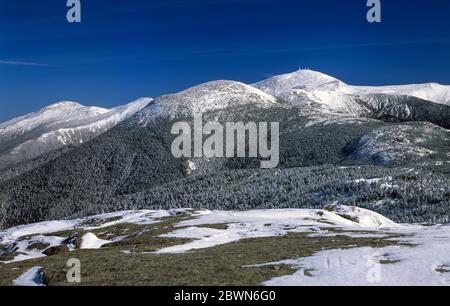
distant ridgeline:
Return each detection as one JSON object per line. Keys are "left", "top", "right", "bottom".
{"left": 0, "top": 70, "right": 449, "bottom": 229}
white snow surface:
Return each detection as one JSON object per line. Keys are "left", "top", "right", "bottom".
{"left": 156, "top": 206, "right": 400, "bottom": 254}
{"left": 0, "top": 210, "right": 177, "bottom": 245}
{"left": 80, "top": 233, "right": 111, "bottom": 249}
{"left": 261, "top": 225, "right": 450, "bottom": 286}
{"left": 0, "top": 210, "right": 181, "bottom": 263}
{"left": 253, "top": 69, "right": 339, "bottom": 99}
{"left": 2, "top": 207, "right": 450, "bottom": 286}
{"left": 12, "top": 266, "right": 45, "bottom": 286}
{"left": 0, "top": 98, "right": 151, "bottom": 169}
{"left": 155, "top": 208, "right": 450, "bottom": 286}
{"left": 325, "top": 204, "right": 399, "bottom": 228}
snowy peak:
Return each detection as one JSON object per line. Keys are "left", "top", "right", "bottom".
{"left": 0, "top": 98, "right": 152, "bottom": 170}
{"left": 173, "top": 80, "right": 281, "bottom": 107}
{"left": 0, "top": 102, "right": 108, "bottom": 133}
{"left": 253, "top": 69, "right": 353, "bottom": 111}
{"left": 253, "top": 69, "right": 340, "bottom": 98}
{"left": 136, "top": 80, "right": 284, "bottom": 124}
{"left": 39, "top": 101, "right": 90, "bottom": 112}
{"left": 161, "top": 80, "right": 282, "bottom": 110}
{"left": 253, "top": 69, "right": 450, "bottom": 107}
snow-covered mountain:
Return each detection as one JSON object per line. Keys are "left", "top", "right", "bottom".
{"left": 353, "top": 82, "right": 450, "bottom": 105}
{"left": 1, "top": 71, "right": 448, "bottom": 172}
{"left": 0, "top": 98, "right": 151, "bottom": 169}
{"left": 0, "top": 69, "right": 448, "bottom": 230}
{"left": 253, "top": 69, "right": 450, "bottom": 113}
{"left": 253, "top": 69, "right": 338, "bottom": 100}
{"left": 134, "top": 80, "right": 286, "bottom": 125}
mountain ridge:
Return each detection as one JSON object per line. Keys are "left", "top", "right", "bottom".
{"left": 253, "top": 69, "right": 450, "bottom": 108}
{"left": 0, "top": 98, "right": 152, "bottom": 170}
{"left": 0, "top": 69, "right": 448, "bottom": 228}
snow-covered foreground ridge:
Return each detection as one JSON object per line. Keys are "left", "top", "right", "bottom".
{"left": 2, "top": 206, "right": 450, "bottom": 286}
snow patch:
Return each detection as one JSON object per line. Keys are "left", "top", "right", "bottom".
{"left": 156, "top": 207, "right": 400, "bottom": 253}
{"left": 12, "top": 267, "right": 45, "bottom": 286}
{"left": 80, "top": 233, "right": 111, "bottom": 249}
{"left": 262, "top": 224, "right": 450, "bottom": 286}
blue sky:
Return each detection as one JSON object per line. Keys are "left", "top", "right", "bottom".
{"left": 0, "top": 0, "right": 449, "bottom": 122}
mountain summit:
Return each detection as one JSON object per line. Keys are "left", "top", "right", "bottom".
{"left": 0, "top": 98, "right": 151, "bottom": 170}
{"left": 135, "top": 80, "right": 285, "bottom": 125}
{"left": 254, "top": 69, "right": 450, "bottom": 107}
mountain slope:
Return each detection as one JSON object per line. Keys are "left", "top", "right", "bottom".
{"left": 0, "top": 98, "right": 151, "bottom": 170}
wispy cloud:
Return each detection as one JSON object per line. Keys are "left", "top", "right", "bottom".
{"left": 74, "top": 38, "right": 450, "bottom": 65}
{"left": 0, "top": 60, "right": 52, "bottom": 67}
{"left": 159, "top": 38, "right": 450, "bottom": 60}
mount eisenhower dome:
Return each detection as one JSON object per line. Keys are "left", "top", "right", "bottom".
{"left": 135, "top": 80, "right": 286, "bottom": 124}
